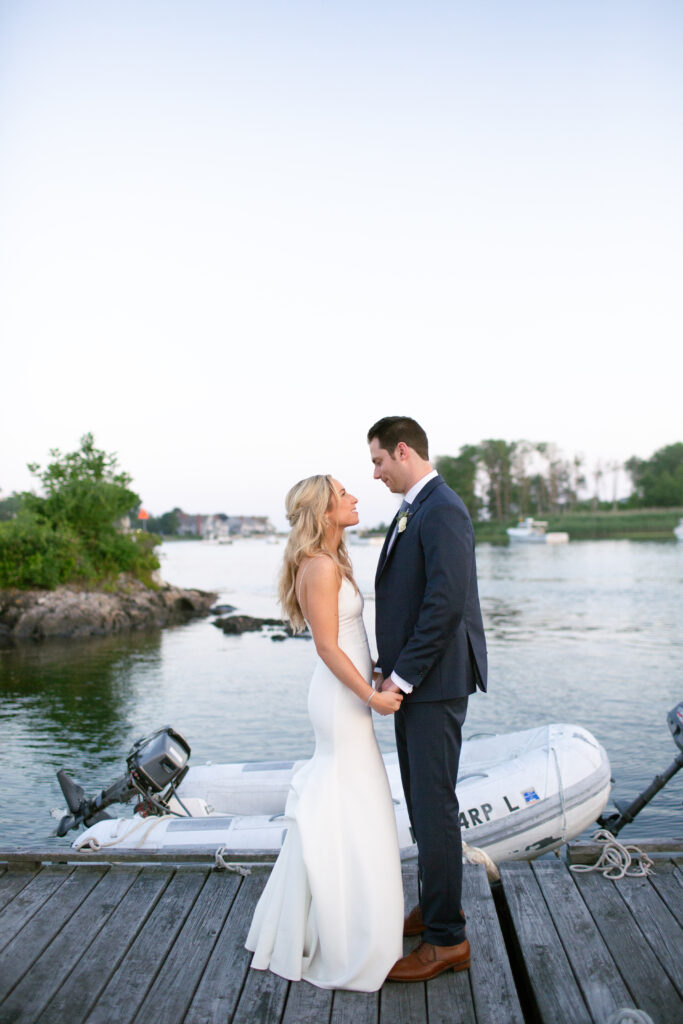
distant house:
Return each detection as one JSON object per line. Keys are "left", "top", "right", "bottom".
{"left": 227, "top": 515, "right": 273, "bottom": 537}
{"left": 174, "top": 510, "right": 275, "bottom": 538}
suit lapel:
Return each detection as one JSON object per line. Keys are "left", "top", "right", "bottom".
{"left": 375, "top": 476, "right": 444, "bottom": 584}
{"left": 375, "top": 508, "right": 400, "bottom": 583}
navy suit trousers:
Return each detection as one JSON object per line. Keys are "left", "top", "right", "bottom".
{"left": 394, "top": 696, "right": 469, "bottom": 946}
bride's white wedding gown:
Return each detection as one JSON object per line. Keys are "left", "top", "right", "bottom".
{"left": 245, "top": 577, "right": 403, "bottom": 991}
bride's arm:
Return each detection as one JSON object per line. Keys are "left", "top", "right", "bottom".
{"left": 301, "top": 558, "right": 402, "bottom": 717}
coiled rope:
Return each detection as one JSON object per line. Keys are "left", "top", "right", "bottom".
{"left": 569, "top": 829, "right": 654, "bottom": 880}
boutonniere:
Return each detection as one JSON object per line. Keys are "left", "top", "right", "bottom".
{"left": 397, "top": 511, "right": 413, "bottom": 534}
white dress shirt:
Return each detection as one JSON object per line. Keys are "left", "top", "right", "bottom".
{"left": 380, "top": 469, "right": 438, "bottom": 695}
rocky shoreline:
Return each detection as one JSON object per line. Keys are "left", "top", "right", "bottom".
{"left": 0, "top": 578, "right": 218, "bottom": 645}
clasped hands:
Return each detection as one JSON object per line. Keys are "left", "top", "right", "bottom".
{"left": 370, "top": 668, "right": 403, "bottom": 716}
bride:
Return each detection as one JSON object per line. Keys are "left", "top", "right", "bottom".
{"left": 245, "top": 474, "right": 404, "bottom": 991}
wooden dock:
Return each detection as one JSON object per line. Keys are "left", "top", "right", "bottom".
{"left": 0, "top": 847, "right": 681, "bottom": 1024}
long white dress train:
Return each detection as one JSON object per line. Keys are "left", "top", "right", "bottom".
{"left": 245, "top": 578, "right": 403, "bottom": 991}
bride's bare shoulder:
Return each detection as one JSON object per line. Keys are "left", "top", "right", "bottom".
{"left": 297, "top": 554, "right": 340, "bottom": 590}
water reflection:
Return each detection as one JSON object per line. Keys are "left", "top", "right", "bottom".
{"left": 1, "top": 632, "right": 162, "bottom": 760}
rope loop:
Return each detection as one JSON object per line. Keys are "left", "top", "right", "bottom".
{"left": 462, "top": 841, "right": 500, "bottom": 882}
{"left": 214, "top": 846, "right": 252, "bottom": 876}
{"left": 74, "top": 835, "right": 102, "bottom": 851}
{"left": 570, "top": 829, "right": 654, "bottom": 880}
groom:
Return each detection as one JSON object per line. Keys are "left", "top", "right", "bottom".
{"left": 368, "top": 416, "right": 487, "bottom": 982}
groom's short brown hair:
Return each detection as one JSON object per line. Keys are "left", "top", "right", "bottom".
{"left": 367, "top": 416, "right": 429, "bottom": 460}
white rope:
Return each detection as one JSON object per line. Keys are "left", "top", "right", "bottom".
{"left": 569, "top": 829, "right": 654, "bottom": 880}
{"left": 214, "top": 846, "right": 252, "bottom": 876}
{"left": 551, "top": 743, "right": 568, "bottom": 845}
{"left": 462, "top": 841, "right": 500, "bottom": 882}
{"left": 605, "top": 1010, "right": 655, "bottom": 1024}
{"left": 73, "top": 814, "right": 170, "bottom": 851}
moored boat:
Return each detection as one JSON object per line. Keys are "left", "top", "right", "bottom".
{"left": 507, "top": 517, "right": 569, "bottom": 544}
{"left": 72, "top": 723, "right": 611, "bottom": 863}
{"left": 674, "top": 518, "right": 683, "bottom": 541}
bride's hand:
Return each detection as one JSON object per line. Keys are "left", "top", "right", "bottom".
{"left": 370, "top": 689, "right": 403, "bottom": 716}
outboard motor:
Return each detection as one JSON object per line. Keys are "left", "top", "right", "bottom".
{"left": 598, "top": 701, "right": 683, "bottom": 836}
{"left": 55, "top": 726, "right": 191, "bottom": 837}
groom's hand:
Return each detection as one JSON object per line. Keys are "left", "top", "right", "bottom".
{"left": 379, "top": 678, "right": 401, "bottom": 693}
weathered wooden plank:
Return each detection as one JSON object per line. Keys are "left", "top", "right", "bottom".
{"left": 40, "top": 866, "right": 173, "bottom": 1024}
{"left": 673, "top": 862, "right": 683, "bottom": 889}
{"left": 132, "top": 871, "right": 242, "bottom": 1024}
{"left": 0, "top": 847, "right": 277, "bottom": 866}
{"left": 330, "top": 989, "right": 378, "bottom": 1024}
{"left": 649, "top": 861, "right": 683, "bottom": 917}
{"left": 499, "top": 861, "right": 591, "bottom": 1024}
{"left": 0, "top": 866, "right": 138, "bottom": 1024}
{"left": 613, "top": 871, "right": 683, "bottom": 996}
{"left": 0, "top": 865, "right": 102, "bottom": 1002}
{"left": 573, "top": 869, "right": 682, "bottom": 1022}
{"left": 282, "top": 980, "right": 333, "bottom": 1024}
{"left": 426, "top": 968, "right": 476, "bottom": 1024}
{"left": 231, "top": 954, "right": 289, "bottom": 1024}
{"left": 532, "top": 861, "right": 634, "bottom": 1021}
{"left": 183, "top": 870, "right": 268, "bottom": 1024}
{"left": 464, "top": 863, "right": 524, "bottom": 1024}
{"left": 0, "top": 867, "right": 40, "bottom": 914}
{"left": 0, "top": 866, "right": 73, "bottom": 954}
{"left": 381, "top": 978, "right": 427, "bottom": 1023}
{"left": 83, "top": 867, "right": 207, "bottom": 1024}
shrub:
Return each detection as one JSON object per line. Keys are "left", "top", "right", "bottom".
{"left": 1, "top": 434, "right": 160, "bottom": 590}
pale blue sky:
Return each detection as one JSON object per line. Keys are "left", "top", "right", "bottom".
{"left": 2, "top": 1, "right": 681, "bottom": 527}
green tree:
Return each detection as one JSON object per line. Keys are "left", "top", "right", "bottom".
{"left": 478, "top": 439, "right": 514, "bottom": 520}
{"left": 0, "top": 434, "right": 160, "bottom": 589}
{"left": 626, "top": 443, "right": 683, "bottom": 506}
{"left": 436, "top": 446, "right": 481, "bottom": 520}
{"left": 146, "top": 509, "right": 181, "bottom": 535}
{"left": 0, "top": 492, "right": 22, "bottom": 521}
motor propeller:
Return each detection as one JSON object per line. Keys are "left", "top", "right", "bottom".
{"left": 54, "top": 726, "right": 191, "bottom": 837}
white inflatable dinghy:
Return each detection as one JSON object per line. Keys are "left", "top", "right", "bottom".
{"left": 73, "top": 722, "right": 611, "bottom": 863}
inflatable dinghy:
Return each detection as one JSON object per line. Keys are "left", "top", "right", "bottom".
{"left": 73, "top": 723, "right": 611, "bottom": 862}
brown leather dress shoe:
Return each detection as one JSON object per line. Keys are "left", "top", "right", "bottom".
{"left": 387, "top": 940, "right": 471, "bottom": 982}
{"left": 403, "top": 904, "right": 424, "bottom": 936}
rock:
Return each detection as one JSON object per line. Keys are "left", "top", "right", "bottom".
{"left": 213, "top": 615, "right": 312, "bottom": 640}
{"left": 213, "top": 615, "right": 286, "bottom": 635}
{"left": 210, "top": 603, "right": 237, "bottom": 615}
{"left": 0, "top": 577, "right": 217, "bottom": 645}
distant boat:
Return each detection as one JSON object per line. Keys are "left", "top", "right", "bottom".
{"left": 507, "top": 517, "right": 569, "bottom": 545}
{"left": 674, "top": 518, "right": 683, "bottom": 541}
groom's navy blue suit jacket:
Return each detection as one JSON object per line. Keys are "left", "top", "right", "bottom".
{"left": 374, "top": 474, "right": 487, "bottom": 702}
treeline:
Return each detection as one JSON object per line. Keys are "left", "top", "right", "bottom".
{"left": 435, "top": 441, "right": 683, "bottom": 522}
{"left": 0, "top": 434, "right": 159, "bottom": 590}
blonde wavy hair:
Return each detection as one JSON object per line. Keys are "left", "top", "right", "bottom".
{"left": 278, "top": 474, "right": 356, "bottom": 632}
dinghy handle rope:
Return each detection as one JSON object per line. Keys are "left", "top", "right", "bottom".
{"left": 569, "top": 829, "right": 654, "bottom": 880}
{"left": 74, "top": 813, "right": 170, "bottom": 851}
{"left": 551, "top": 744, "right": 568, "bottom": 844}
{"left": 214, "top": 847, "right": 252, "bottom": 875}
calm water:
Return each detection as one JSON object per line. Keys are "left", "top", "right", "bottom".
{"left": 1, "top": 538, "right": 681, "bottom": 848}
